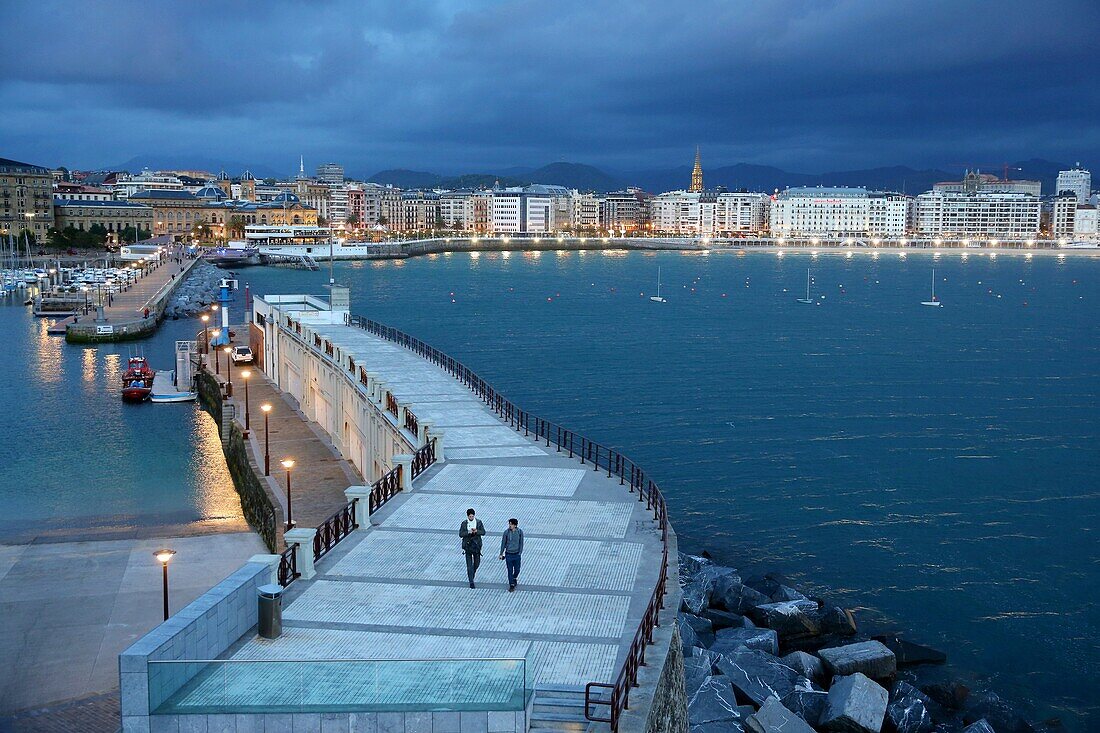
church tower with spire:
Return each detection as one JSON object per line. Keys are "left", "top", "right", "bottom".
{"left": 690, "top": 147, "right": 704, "bottom": 192}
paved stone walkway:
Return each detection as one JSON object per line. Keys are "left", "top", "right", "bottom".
{"left": 0, "top": 532, "right": 264, "bottom": 719}
{"left": 184, "top": 320, "right": 666, "bottom": 703}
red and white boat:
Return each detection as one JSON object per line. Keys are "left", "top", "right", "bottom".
{"left": 121, "top": 356, "right": 155, "bottom": 403}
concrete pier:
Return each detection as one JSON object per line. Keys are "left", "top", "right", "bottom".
{"left": 119, "top": 295, "right": 683, "bottom": 733}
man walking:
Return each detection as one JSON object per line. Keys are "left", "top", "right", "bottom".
{"left": 499, "top": 518, "right": 524, "bottom": 592}
{"left": 459, "top": 508, "right": 486, "bottom": 588}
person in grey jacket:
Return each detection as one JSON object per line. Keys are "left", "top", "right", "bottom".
{"left": 498, "top": 518, "right": 524, "bottom": 592}
{"left": 459, "top": 508, "right": 486, "bottom": 588}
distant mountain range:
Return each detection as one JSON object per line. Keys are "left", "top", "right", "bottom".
{"left": 95, "top": 155, "right": 1084, "bottom": 197}
{"left": 368, "top": 158, "right": 1083, "bottom": 196}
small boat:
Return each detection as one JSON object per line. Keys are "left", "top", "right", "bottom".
{"left": 796, "top": 269, "right": 813, "bottom": 304}
{"left": 122, "top": 379, "right": 152, "bottom": 403}
{"left": 206, "top": 245, "right": 261, "bottom": 267}
{"left": 121, "top": 356, "right": 155, "bottom": 402}
{"left": 921, "top": 269, "right": 942, "bottom": 307}
{"left": 650, "top": 267, "right": 667, "bottom": 303}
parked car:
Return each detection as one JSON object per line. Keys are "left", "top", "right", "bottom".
{"left": 230, "top": 346, "right": 254, "bottom": 364}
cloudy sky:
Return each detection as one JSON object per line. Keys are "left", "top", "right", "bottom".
{"left": 2, "top": 0, "right": 1097, "bottom": 177}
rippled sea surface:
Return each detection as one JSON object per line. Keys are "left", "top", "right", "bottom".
{"left": 239, "top": 250, "right": 1098, "bottom": 729}
{"left": 3, "top": 250, "right": 1096, "bottom": 728}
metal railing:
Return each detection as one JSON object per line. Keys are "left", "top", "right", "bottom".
{"left": 314, "top": 498, "right": 358, "bottom": 562}
{"left": 277, "top": 544, "right": 299, "bottom": 587}
{"left": 404, "top": 407, "right": 419, "bottom": 436}
{"left": 411, "top": 439, "right": 436, "bottom": 479}
{"left": 369, "top": 465, "right": 403, "bottom": 513}
{"left": 347, "top": 315, "right": 670, "bottom": 732}
{"left": 386, "top": 391, "right": 399, "bottom": 418}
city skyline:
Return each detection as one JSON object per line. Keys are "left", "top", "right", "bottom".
{"left": 2, "top": 1, "right": 1099, "bottom": 174}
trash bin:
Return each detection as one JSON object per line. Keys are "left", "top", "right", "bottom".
{"left": 258, "top": 584, "right": 283, "bottom": 639}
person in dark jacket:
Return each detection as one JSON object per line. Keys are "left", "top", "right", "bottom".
{"left": 499, "top": 518, "right": 524, "bottom": 592}
{"left": 459, "top": 508, "right": 486, "bottom": 588}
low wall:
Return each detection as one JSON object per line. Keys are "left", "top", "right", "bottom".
{"left": 402, "top": 237, "right": 699, "bottom": 258}
{"left": 119, "top": 559, "right": 275, "bottom": 732}
{"left": 147, "top": 708, "right": 531, "bottom": 733}
{"left": 619, "top": 531, "right": 688, "bottom": 733}
{"left": 196, "top": 369, "right": 281, "bottom": 553}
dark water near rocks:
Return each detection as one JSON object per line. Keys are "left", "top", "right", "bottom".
{"left": 2, "top": 250, "right": 1097, "bottom": 728}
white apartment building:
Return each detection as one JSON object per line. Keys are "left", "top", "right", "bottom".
{"left": 113, "top": 170, "right": 184, "bottom": 199}
{"left": 316, "top": 163, "right": 345, "bottom": 185}
{"left": 438, "top": 191, "right": 472, "bottom": 229}
{"left": 933, "top": 171, "right": 1042, "bottom": 198}
{"left": 715, "top": 192, "right": 770, "bottom": 235}
{"left": 490, "top": 185, "right": 572, "bottom": 233}
{"left": 1056, "top": 166, "right": 1091, "bottom": 203}
{"left": 571, "top": 193, "right": 601, "bottom": 230}
{"left": 602, "top": 189, "right": 650, "bottom": 232}
{"left": 328, "top": 185, "right": 348, "bottom": 223}
{"left": 914, "top": 191, "right": 1041, "bottom": 239}
{"left": 1052, "top": 194, "right": 1078, "bottom": 238}
{"left": 1073, "top": 205, "right": 1097, "bottom": 240}
{"left": 649, "top": 191, "right": 710, "bottom": 234}
{"left": 770, "top": 187, "right": 911, "bottom": 238}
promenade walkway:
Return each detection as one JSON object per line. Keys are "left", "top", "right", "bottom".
{"left": 176, "top": 319, "right": 666, "bottom": 709}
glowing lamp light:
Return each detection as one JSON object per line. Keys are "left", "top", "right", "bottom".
{"left": 281, "top": 459, "right": 295, "bottom": 470}
{"left": 154, "top": 549, "right": 176, "bottom": 565}
{"left": 261, "top": 403, "right": 272, "bottom": 413}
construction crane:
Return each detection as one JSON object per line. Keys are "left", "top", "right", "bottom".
{"left": 949, "top": 163, "right": 1023, "bottom": 181}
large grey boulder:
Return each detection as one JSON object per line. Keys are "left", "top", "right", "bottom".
{"left": 781, "top": 689, "right": 828, "bottom": 727}
{"left": 820, "top": 673, "right": 888, "bottom": 733}
{"left": 781, "top": 651, "right": 825, "bottom": 685}
{"left": 887, "top": 681, "right": 935, "bottom": 733}
{"left": 962, "top": 721, "right": 996, "bottom": 733}
{"left": 681, "top": 613, "right": 716, "bottom": 647}
{"left": 874, "top": 635, "right": 947, "bottom": 667}
{"left": 684, "top": 652, "right": 716, "bottom": 697}
{"left": 703, "top": 608, "right": 750, "bottom": 630}
{"left": 746, "top": 600, "right": 820, "bottom": 638}
{"left": 963, "top": 691, "right": 1035, "bottom": 733}
{"left": 713, "top": 575, "right": 770, "bottom": 614}
{"left": 679, "top": 616, "right": 703, "bottom": 653}
{"left": 679, "top": 553, "right": 712, "bottom": 580}
{"left": 688, "top": 675, "right": 754, "bottom": 726}
{"left": 808, "top": 605, "right": 858, "bottom": 636}
{"left": 714, "top": 649, "right": 814, "bottom": 707}
{"left": 711, "top": 627, "right": 779, "bottom": 656}
{"left": 690, "top": 722, "right": 746, "bottom": 733}
{"left": 744, "top": 696, "right": 816, "bottom": 733}
{"left": 682, "top": 578, "right": 714, "bottom": 615}
{"left": 770, "top": 585, "right": 809, "bottom": 602}
{"left": 819, "top": 640, "right": 897, "bottom": 679}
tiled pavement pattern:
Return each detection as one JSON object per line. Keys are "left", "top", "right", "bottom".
{"left": 218, "top": 318, "right": 666, "bottom": 697}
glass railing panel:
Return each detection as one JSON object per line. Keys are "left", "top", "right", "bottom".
{"left": 149, "top": 658, "right": 529, "bottom": 715}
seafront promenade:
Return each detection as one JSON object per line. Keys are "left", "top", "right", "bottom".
{"left": 118, "top": 297, "right": 682, "bottom": 733}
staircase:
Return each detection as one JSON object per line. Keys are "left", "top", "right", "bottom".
{"left": 530, "top": 687, "right": 592, "bottom": 733}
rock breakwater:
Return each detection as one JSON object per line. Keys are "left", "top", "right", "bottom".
{"left": 164, "top": 261, "right": 228, "bottom": 318}
{"left": 678, "top": 553, "right": 1044, "bottom": 733}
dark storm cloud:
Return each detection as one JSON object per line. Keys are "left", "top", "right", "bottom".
{"left": 1, "top": 0, "right": 1097, "bottom": 174}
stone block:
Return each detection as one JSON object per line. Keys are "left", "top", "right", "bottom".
{"left": 681, "top": 613, "right": 716, "bottom": 647}
{"left": 745, "top": 696, "right": 815, "bottom": 733}
{"left": 487, "top": 711, "right": 515, "bottom": 732}
{"left": 432, "top": 712, "right": 461, "bottom": 733}
{"left": 679, "top": 553, "right": 712, "bottom": 579}
{"left": 689, "top": 722, "right": 746, "bottom": 733}
{"left": 681, "top": 578, "right": 713, "bottom": 615}
{"left": 819, "top": 641, "right": 897, "bottom": 679}
{"left": 715, "top": 649, "right": 813, "bottom": 708}
{"left": 178, "top": 716, "right": 209, "bottom": 733}
{"left": 702, "top": 609, "right": 748, "bottom": 631}
{"left": 886, "top": 682, "right": 935, "bottom": 733}
{"left": 781, "top": 651, "right": 825, "bottom": 685}
{"left": 781, "top": 688, "right": 828, "bottom": 727}
{"left": 874, "top": 635, "right": 947, "bottom": 667}
{"left": 377, "top": 712, "right": 404, "bottom": 733}
{"left": 679, "top": 616, "right": 703, "bottom": 653}
{"left": 321, "top": 714, "right": 351, "bottom": 733}
{"left": 151, "top": 716, "right": 180, "bottom": 733}
{"left": 684, "top": 652, "right": 716, "bottom": 697}
{"left": 123, "top": 716, "right": 152, "bottom": 733}
{"left": 770, "top": 585, "right": 808, "bottom": 603}
{"left": 962, "top": 721, "right": 996, "bottom": 733}
{"left": 460, "top": 711, "right": 488, "bottom": 733}
{"left": 687, "top": 675, "right": 744, "bottom": 725}
{"left": 713, "top": 576, "right": 769, "bottom": 615}
{"left": 234, "top": 715, "right": 264, "bottom": 733}
{"left": 262, "top": 714, "right": 292, "bottom": 733}
{"left": 405, "top": 712, "right": 432, "bottom": 733}
{"left": 121, "top": 672, "right": 150, "bottom": 716}
{"left": 208, "top": 714, "right": 237, "bottom": 733}
{"left": 809, "top": 606, "right": 858, "bottom": 637}
{"left": 746, "top": 601, "right": 820, "bottom": 638}
{"left": 292, "top": 713, "right": 322, "bottom": 733}
{"left": 350, "top": 713, "right": 378, "bottom": 733}
{"left": 820, "top": 673, "right": 888, "bottom": 733}
{"left": 711, "top": 627, "right": 778, "bottom": 656}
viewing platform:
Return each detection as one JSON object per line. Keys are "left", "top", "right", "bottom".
{"left": 120, "top": 294, "right": 682, "bottom": 733}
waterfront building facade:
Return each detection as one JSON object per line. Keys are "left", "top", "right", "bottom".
{"left": 1, "top": 157, "right": 55, "bottom": 241}
{"left": 206, "top": 195, "right": 318, "bottom": 230}
{"left": 316, "top": 162, "right": 345, "bottom": 185}
{"left": 932, "top": 170, "right": 1042, "bottom": 197}
{"left": 296, "top": 180, "right": 332, "bottom": 222}
{"left": 53, "top": 199, "right": 153, "bottom": 238}
{"left": 127, "top": 189, "right": 209, "bottom": 235}
{"left": 914, "top": 191, "right": 1041, "bottom": 239}
{"left": 601, "top": 188, "right": 651, "bottom": 232}
{"left": 1073, "top": 204, "right": 1098, "bottom": 240}
{"left": 1056, "top": 166, "right": 1091, "bottom": 203}
{"left": 54, "top": 183, "right": 113, "bottom": 201}
{"left": 489, "top": 185, "right": 571, "bottom": 233}
{"left": 114, "top": 170, "right": 185, "bottom": 199}
{"left": 1052, "top": 193, "right": 1078, "bottom": 238}
{"left": 769, "top": 187, "right": 910, "bottom": 238}
{"left": 570, "top": 192, "right": 601, "bottom": 231}
{"left": 715, "top": 192, "right": 770, "bottom": 235}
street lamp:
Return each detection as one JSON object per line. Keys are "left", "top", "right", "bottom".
{"left": 154, "top": 548, "right": 176, "bottom": 621}
{"left": 223, "top": 346, "right": 233, "bottom": 397}
{"left": 282, "top": 459, "right": 296, "bottom": 531}
{"left": 211, "top": 329, "right": 222, "bottom": 373}
{"left": 201, "top": 314, "right": 210, "bottom": 354}
{"left": 261, "top": 403, "right": 273, "bottom": 475}
{"left": 241, "top": 369, "right": 251, "bottom": 433}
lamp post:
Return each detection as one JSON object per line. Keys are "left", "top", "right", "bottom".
{"left": 154, "top": 549, "right": 176, "bottom": 621}
{"left": 223, "top": 346, "right": 233, "bottom": 398}
{"left": 201, "top": 314, "right": 210, "bottom": 354}
{"left": 261, "top": 403, "right": 272, "bottom": 475}
{"left": 241, "top": 369, "right": 251, "bottom": 433}
{"left": 282, "top": 459, "right": 296, "bottom": 531}
{"left": 211, "top": 329, "right": 222, "bottom": 373}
